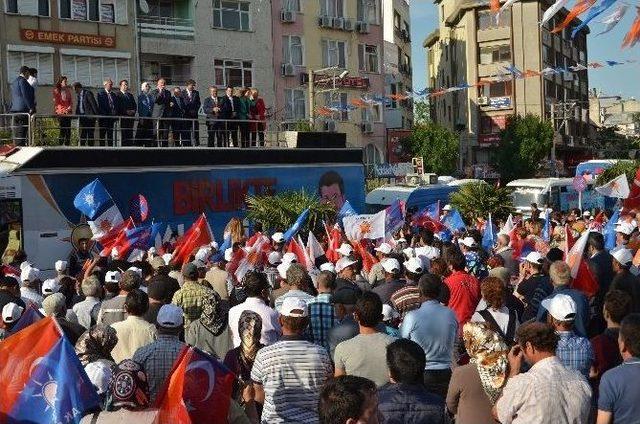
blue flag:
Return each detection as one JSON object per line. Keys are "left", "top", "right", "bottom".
{"left": 385, "top": 200, "right": 405, "bottom": 239}
{"left": 10, "top": 335, "right": 101, "bottom": 423}
{"left": 541, "top": 209, "right": 551, "bottom": 242}
{"left": 412, "top": 202, "right": 440, "bottom": 223}
{"left": 604, "top": 208, "right": 621, "bottom": 251}
{"left": 482, "top": 214, "right": 496, "bottom": 251}
{"left": 73, "top": 178, "right": 112, "bottom": 220}
{"left": 211, "top": 235, "right": 232, "bottom": 262}
{"left": 571, "top": 0, "right": 617, "bottom": 38}
{"left": 337, "top": 200, "right": 357, "bottom": 224}
{"left": 283, "top": 208, "right": 310, "bottom": 242}
{"left": 125, "top": 222, "right": 162, "bottom": 251}
{"left": 8, "top": 304, "right": 43, "bottom": 335}
{"left": 442, "top": 209, "right": 466, "bottom": 233}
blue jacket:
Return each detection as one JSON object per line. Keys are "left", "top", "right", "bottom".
{"left": 137, "top": 92, "right": 153, "bottom": 117}
{"left": 537, "top": 285, "right": 590, "bottom": 337}
{"left": 96, "top": 89, "right": 119, "bottom": 116}
{"left": 9, "top": 76, "right": 35, "bottom": 113}
{"left": 378, "top": 383, "right": 447, "bottom": 424}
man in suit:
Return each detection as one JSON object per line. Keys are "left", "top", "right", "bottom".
{"left": 96, "top": 79, "right": 120, "bottom": 146}
{"left": 136, "top": 82, "right": 154, "bottom": 147}
{"left": 169, "top": 87, "right": 187, "bottom": 146}
{"left": 182, "top": 79, "right": 201, "bottom": 146}
{"left": 202, "top": 86, "right": 222, "bottom": 147}
{"left": 73, "top": 82, "right": 98, "bottom": 147}
{"left": 151, "top": 78, "right": 172, "bottom": 147}
{"left": 8, "top": 66, "right": 35, "bottom": 146}
{"left": 116, "top": 79, "right": 137, "bottom": 147}
{"left": 219, "top": 86, "right": 240, "bottom": 147}
{"left": 588, "top": 232, "right": 615, "bottom": 334}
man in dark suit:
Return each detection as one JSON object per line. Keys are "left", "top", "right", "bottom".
{"left": 219, "top": 86, "right": 240, "bottom": 147}
{"left": 96, "top": 79, "right": 120, "bottom": 146}
{"left": 117, "top": 79, "right": 137, "bottom": 147}
{"left": 182, "top": 79, "right": 201, "bottom": 146}
{"left": 202, "top": 86, "right": 222, "bottom": 147}
{"left": 151, "top": 78, "right": 172, "bottom": 147}
{"left": 169, "top": 87, "right": 187, "bottom": 146}
{"left": 136, "top": 82, "right": 154, "bottom": 147}
{"left": 588, "top": 232, "right": 615, "bottom": 334}
{"left": 8, "top": 66, "right": 35, "bottom": 146}
{"left": 73, "top": 82, "right": 98, "bottom": 146}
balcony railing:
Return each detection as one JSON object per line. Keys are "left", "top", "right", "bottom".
{"left": 137, "top": 16, "right": 194, "bottom": 38}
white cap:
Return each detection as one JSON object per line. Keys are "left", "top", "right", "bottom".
{"left": 403, "top": 257, "right": 424, "bottom": 274}
{"left": 319, "top": 262, "right": 336, "bottom": 273}
{"left": 616, "top": 222, "right": 635, "bottom": 235}
{"left": 381, "top": 258, "right": 401, "bottom": 274}
{"left": 402, "top": 247, "right": 415, "bottom": 258}
{"left": 162, "top": 253, "right": 173, "bottom": 265}
{"left": 42, "top": 278, "right": 61, "bottom": 295}
{"left": 148, "top": 247, "right": 157, "bottom": 256}
{"left": 105, "top": 270, "right": 122, "bottom": 284}
{"left": 192, "top": 259, "right": 206, "bottom": 269}
{"left": 612, "top": 248, "right": 634, "bottom": 266}
{"left": 85, "top": 361, "right": 112, "bottom": 395}
{"left": 277, "top": 261, "right": 292, "bottom": 280}
{"left": 280, "top": 297, "right": 308, "bottom": 317}
{"left": 156, "top": 304, "right": 184, "bottom": 328}
{"left": 382, "top": 304, "right": 400, "bottom": 322}
{"left": 582, "top": 211, "right": 591, "bottom": 217}
{"left": 414, "top": 245, "right": 440, "bottom": 260}
{"left": 224, "top": 248, "right": 233, "bottom": 262}
{"left": 335, "top": 257, "right": 357, "bottom": 273}
{"left": 127, "top": 267, "right": 143, "bottom": 277}
{"left": 336, "top": 243, "right": 354, "bottom": 256}
{"left": 397, "top": 238, "right": 407, "bottom": 243}
{"left": 459, "top": 237, "right": 477, "bottom": 248}
{"left": 20, "top": 266, "right": 40, "bottom": 282}
{"left": 20, "top": 261, "right": 32, "bottom": 271}
{"left": 281, "top": 252, "right": 298, "bottom": 265}
{"left": 110, "top": 247, "right": 119, "bottom": 259}
{"left": 210, "top": 241, "right": 219, "bottom": 251}
{"left": 443, "top": 204, "right": 452, "bottom": 211}
{"left": 268, "top": 251, "right": 283, "bottom": 266}
{"left": 2, "top": 302, "right": 23, "bottom": 324}
{"left": 374, "top": 243, "right": 392, "bottom": 255}
{"left": 523, "top": 251, "right": 544, "bottom": 265}
{"left": 54, "top": 260, "right": 68, "bottom": 272}
{"left": 194, "top": 247, "right": 210, "bottom": 263}
{"left": 541, "top": 293, "right": 577, "bottom": 321}
{"left": 271, "top": 232, "right": 285, "bottom": 243}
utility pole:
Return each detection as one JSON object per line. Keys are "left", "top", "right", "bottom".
{"left": 308, "top": 69, "right": 315, "bottom": 128}
{"left": 550, "top": 101, "right": 577, "bottom": 177}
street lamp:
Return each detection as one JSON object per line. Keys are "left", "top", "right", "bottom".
{"left": 307, "top": 67, "right": 349, "bottom": 128}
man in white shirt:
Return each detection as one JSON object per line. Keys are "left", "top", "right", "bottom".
{"left": 228, "top": 271, "right": 281, "bottom": 347}
{"left": 110, "top": 289, "right": 157, "bottom": 364}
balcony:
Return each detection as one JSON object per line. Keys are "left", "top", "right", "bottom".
{"left": 137, "top": 15, "right": 194, "bottom": 39}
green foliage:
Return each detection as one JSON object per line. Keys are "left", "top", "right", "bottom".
{"left": 400, "top": 121, "right": 458, "bottom": 175}
{"left": 595, "top": 160, "right": 640, "bottom": 186}
{"left": 32, "top": 117, "right": 80, "bottom": 146}
{"left": 593, "top": 127, "right": 640, "bottom": 159}
{"left": 493, "top": 114, "right": 554, "bottom": 182}
{"left": 413, "top": 100, "right": 431, "bottom": 125}
{"left": 293, "top": 120, "right": 313, "bottom": 132}
{"left": 450, "top": 182, "right": 513, "bottom": 221}
{"left": 245, "top": 189, "right": 336, "bottom": 235}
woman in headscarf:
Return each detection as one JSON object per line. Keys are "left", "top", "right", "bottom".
{"left": 224, "top": 310, "right": 264, "bottom": 401}
{"left": 185, "top": 291, "right": 231, "bottom": 358}
{"left": 446, "top": 322, "right": 509, "bottom": 424}
{"left": 75, "top": 324, "right": 118, "bottom": 367}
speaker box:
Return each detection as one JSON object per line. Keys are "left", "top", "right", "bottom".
{"left": 295, "top": 132, "right": 346, "bottom": 148}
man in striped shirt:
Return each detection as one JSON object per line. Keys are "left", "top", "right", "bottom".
{"left": 390, "top": 257, "right": 424, "bottom": 319}
{"left": 251, "top": 297, "right": 333, "bottom": 423}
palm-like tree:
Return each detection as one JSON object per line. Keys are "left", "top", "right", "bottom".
{"left": 450, "top": 182, "right": 513, "bottom": 222}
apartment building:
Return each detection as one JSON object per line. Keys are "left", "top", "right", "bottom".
{"left": 0, "top": 0, "right": 137, "bottom": 114}
{"left": 424, "top": 0, "right": 590, "bottom": 173}
{"left": 589, "top": 93, "right": 640, "bottom": 137}
{"left": 382, "top": 0, "right": 413, "bottom": 129}
{"left": 272, "top": 0, "right": 386, "bottom": 163}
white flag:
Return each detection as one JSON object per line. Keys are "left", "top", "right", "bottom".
{"left": 566, "top": 230, "right": 590, "bottom": 278}
{"left": 88, "top": 204, "right": 123, "bottom": 240}
{"left": 307, "top": 231, "right": 325, "bottom": 260}
{"left": 595, "top": 174, "right": 630, "bottom": 198}
{"left": 343, "top": 210, "right": 386, "bottom": 241}
{"left": 499, "top": 214, "right": 514, "bottom": 235}
{"left": 541, "top": 0, "right": 569, "bottom": 26}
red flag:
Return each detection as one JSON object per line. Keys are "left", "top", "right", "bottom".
{"left": 352, "top": 240, "right": 378, "bottom": 274}
{"left": 551, "top": 0, "right": 595, "bottom": 33}
{"left": 622, "top": 7, "right": 640, "bottom": 48}
{"left": 99, "top": 217, "right": 135, "bottom": 257}
{"left": 1, "top": 264, "right": 20, "bottom": 279}
{"left": 624, "top": 167, "right": 640, "bottom": 209}
{"left": 287, "top": 238, "right": 308, "bottom": 266}
{"left": 155, "top": 347, "right": 235, "bottom": 424}
{"left": 172, "top": 215, "right": 213, "bottom": 266}
{"left": 564, "top": 224, "right": 576, "bottom": 258}
{"left": 325, "top": 223, "right": 342, "bottom": 263}
{"left": 413, "top": 216, "right": 445, "bottom": 233}
{"left": 572, "top": 259, "right": 599, "bottom": 297}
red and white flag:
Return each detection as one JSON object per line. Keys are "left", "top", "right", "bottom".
{"left": 88, "top": 204, "right": 123, "bottom": 240}
{"left": 307, "top": 231, "right": 325, "bottom": 262}
{"left": 499, "top": 214, "right": 514, "bottom": 235}
{"left": 596, "top": 174, "right": 630, "bottom": 198}
{"left": 171, "top": 215, "right": 213, "bottom": 266}
{"left": 565, "top": 230, "right": 598, "bottom": 297}
{"left": 99, "top": 218, "right": 134, "bottom": 257}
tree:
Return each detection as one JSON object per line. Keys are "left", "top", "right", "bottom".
{"left": 449, "top": 182, "right": 514, "bottom": 222}
{"left": 413, "top": 100, "right": 431, "bottom": 125}
{"left": 400, "top": 121, "right": 459, "bottom": 175}
{"left": 492, "top": 114, "right": 553, "bottom": 182}
{"left": 245, "top": 189, "right": 335, "bottom": 235}
{"left": 595, "top": 160, "right": 640, "bottom": 186}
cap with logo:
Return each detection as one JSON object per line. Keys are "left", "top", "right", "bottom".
{"left": 42, "top": 278, "right": 61, "bottom": 295}
{"left": 403, "top": 257, "right": 424, "bottom": 274}
{"left": 523, "top": 251, "right": 544, "bottom": 265}
{"left": 268, "top": 251, "right": 283, "bottom": 266}
{"left": 105, "top": 270, "right": 122, "bottom": 284}
{"left": 280, "top": 297, "right": 309, "bottom": 318}
{"left": 20, "top": 266, "right": 40, "bottom": 282}
{"left": 459, "top": 237, "right": 477, "bottom": 248}
{"left": 2, "top": 302, "right": 23, "bottom": 324}
{"left": 541, "top": 293, "right": 577, "bottom": 321}
{"left": 319, "top": 262, "right": 336, "bottom": 273}
{"left": 156, "top": 304, "right": 184, "bottom": 328}
{"left": 281, "top": 252, "right": 298, "bottom": 265}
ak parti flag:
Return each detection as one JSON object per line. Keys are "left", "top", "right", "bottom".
{"left": 172, "top": 214, "right": 214, "bottom": 266}
{"left": 8, "top": 304, "right": 43, "bottom": 335}
{"left": 155, "top": 346, "right": 235, "bottom": 424}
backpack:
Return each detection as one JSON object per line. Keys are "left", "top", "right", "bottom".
{"left": 478, "top": 308, "right": 518, "bottom": 346}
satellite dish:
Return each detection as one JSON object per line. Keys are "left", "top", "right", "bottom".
{"left": 139, "top": 0, "right": 150, "bottom": 14}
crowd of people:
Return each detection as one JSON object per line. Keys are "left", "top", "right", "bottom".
{"left": 1, "top": 203, "right": 640, "bottom": 423}
{"left": 7, "top": 65, "right": 268, "bottom": 148}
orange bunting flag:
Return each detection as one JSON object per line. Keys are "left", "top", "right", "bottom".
{"left": 622, "top": 7, "right": 640, "bottom": 48}
{"left": 350, "top": 98, "right": 366, "bottom": 107}
{"left": 490, "top": 0, "right": 500, "bottom": 13}
{"left": 551, "top": 0, "right": 595, "bottom": 33}
{"left": 523, "top": 69, "right": 542, "bottom": 77}
{"left": 588, "top": 62, "right": 604, "bottom": 68}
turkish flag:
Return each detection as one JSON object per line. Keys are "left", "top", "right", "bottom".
{"left": 572, "top": 259, "right": 599, "bottom": 298}
{"left": 325, "top": 223, "right": 342, "bottom": 263}
{"left": 287, "top": 237, "right": 308, "bottom": 266}
{"left": 623, "top": 167, "right": 640, "bottom": 210}
{"left": 99, "top": 218, "right": 134, "bottom": 257}
{"left": 352, "top": 239, "right": 378, "bottom": 273}
{"left": 172, "top": 215, "right": 213, "bottom": 266}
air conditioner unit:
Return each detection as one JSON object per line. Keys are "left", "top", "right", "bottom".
{"left": 324, "top": 120, "right": 337, "bottom": 132}
{"left": 343, "top": 18, "right": 354, "bottom": 31}
{"left": 361, "top": 121, "right": 373, "bottom": 133}
{"left": 477, "top": 96, "right": 489, "bottom": 106}
{"left": 319, "top": 15, "right": 333, "bottom": 28}
{"left": 281, "top": 10, "right": 296, "bottom": 23}
{"left": 563, "top": 72, "right": 574, "bottom": 81}
{"left": 356, "top": 21, "right": 370, "bottom": 33}
{"left": 333, "top": 17, "right": 344, "bottom": 29}
{"left": 281, "top": 63, "right": 296, "bottom": 76}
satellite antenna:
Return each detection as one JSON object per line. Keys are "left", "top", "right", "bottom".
{"left": 139, "top": 0, "right": 149, "bottom": 14}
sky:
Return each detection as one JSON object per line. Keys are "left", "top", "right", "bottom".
{"left": 410, "top": 0, "right": 640, "bottom": 99}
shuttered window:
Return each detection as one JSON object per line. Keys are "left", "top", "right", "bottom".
{"left": 6, "top": 51, "right": 54, "bottom": 85}
{"left": 59, "top": 0, "right": 126, "bottom": 23}
{"left": 61, "top": 55, "right": 130, "bottom": 87}
{"left": 5, "top": 0, "right": 49, "bottom": 16}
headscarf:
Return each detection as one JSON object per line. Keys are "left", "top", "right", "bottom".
{"left": 75, "top": 324, "right": 118, "bottom": 366}
{"left": 462, "top": 321, "right": 509, "bottom": 404}
{"left": 238, "top": 310, "right": 262, "bottom": 367}
{"left": 107, "top": 359, "right": 150, "bottom": 411}
{"left": 199, "top": 291, "right": 227, "bottom": 336}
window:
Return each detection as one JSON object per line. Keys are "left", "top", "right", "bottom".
{"left": 6, "top": 0, "right": 49, "bottom": 16}
{"left": 393, "top": 11, "right": 401, "bottom": 30}
{"left": 357, "top": 0, "right": 377, "bottom": 24}
{"left": 142, "top": 60, "right": 191, "bottom": 84}
{"left": 364, "top": 144, "right": 382, "bottom": 175}
{"left": 322, "top": 40, "right": 346, "bottom": 68}
{"left": 480, "top": 115, "right": 506, "bottom": 134}
{"left": 324, "top": 92, "right": 348, "bottom": 121}
{"left": 477, "top": 9, "right": 510, "bottom": 30}
{"left": 358, "top": 44, "right": 379, "bottom": 73}
{"left": 214, "top": 59, "right": 252, "bottom": 87}
{"left": 403, "top": 20, "right": 410, "bottom": 35}
{"left": 479, "top": 45, "right": 511, "bottom": 64}
{"left": 61, "top": 55, "right": 129, "bottom": 87}
{"left": 284, "top": 89, "right": 306, "bottom": 121}
{"left": 7, "top": 50, "right": 54, "bottom": 84}
{"left": 320, "top": 0, "right": 343, "bottom": 17}
{"left": 59, "top": 0, "right": 126, "bottom": 23}
{"left": 282, "top": 36, "right": 304, "bottom": 66}
{"left": 213, "top": 0, "right": 250, "bottom": 31}
{"left": 283, "top": 0, "right": 300, "bottom": 11}
{"left": 480, "top": 80, "right": 513, "bottom": 98}
{"left": 388, "top": 83, "right": 397, "bottom": 108}
{"left": 361, "top": 104, "right": 382, "bottom": 123}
